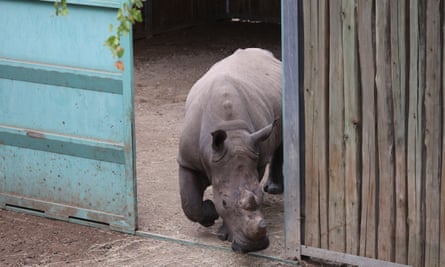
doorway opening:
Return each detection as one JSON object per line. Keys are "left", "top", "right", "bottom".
{"left": 133, "top": 3, "right": 284, "bottom": 259}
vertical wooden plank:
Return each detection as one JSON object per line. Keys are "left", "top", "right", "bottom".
{"left": 317, "top": 0, "right": 329, "bottom": 250}
{"left": 303, "top": 0, "right": 319, "bottom": 248}
{"left": 390, "top": 0, "right": 408, "bottom": 264}
{"left": 375, "top": 0, "right": 395, "bottom": 262}
{"left": 441, "top": 1, "right": 445, "bottom": 263}
{"left": 407, "top": 1, "right": 425, "bottom": 266}
{"left": 357, "top": 0, "right": 377, "bottom": 259}
{"left": 282, "top": 0, "right": 301, "bottom": 260}
{"left": 424, "top": 0, "right": 441, "bottom": 266}
{"left": 304, "top": 0, "right": 329, "bottom": 250}
{"left": 439, "top": 0, "right": 445, "bottom": 266}
{"left": 328, "top": 0, "right": 346, "bottom": 253}
{"left": 342, "top": 0, "right": 359, "bottom": 256}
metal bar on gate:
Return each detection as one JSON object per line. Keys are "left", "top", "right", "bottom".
{"left": 302, "top": 246, "right": 412, "bottom": 267}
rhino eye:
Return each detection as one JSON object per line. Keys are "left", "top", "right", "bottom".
{"left": 222, "top": 200, "right": 227, "bottom": 208}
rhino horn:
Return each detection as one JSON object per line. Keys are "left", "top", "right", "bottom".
{"left": 240, "top": 189, "right": 259, "bottom": 211}
{"left": 250, "top": 119, "right": 278, "bottom": 145}
{"left": 244, "top": 215, "right": 267, "bottom": 239}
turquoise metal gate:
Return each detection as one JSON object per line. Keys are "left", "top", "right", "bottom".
{"left": 0, "top": 0, "right": 137, "bottom": 233}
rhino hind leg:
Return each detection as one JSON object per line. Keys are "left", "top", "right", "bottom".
{"left": 263, "top": 143, "right": 283, "bottom": 194}
{"left": 179, "top": 166, "right": 219, "bottom": 227}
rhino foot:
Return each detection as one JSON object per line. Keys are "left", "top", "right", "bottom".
{"left": 199, "top": 199, "right": 219, "bottom": 227}
{"left": 263, "top": 180, "right": 283, "bottom": 194}
{"left": 217, "top": 222, "right": 232, "bottom": 241}
{"left": 231, "top": 236, "right": 270, "bottom": 253}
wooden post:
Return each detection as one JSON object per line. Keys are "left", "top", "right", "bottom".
{"left": 441, "top": 1, "right": 445, "bottom": 264}
{"left": 424, "top": 0, "right": 441, "bottom": 265}
{"left": 390, "top": 0, "right": 407, "bottom": 264}
{"left": 407, "top": 1, "right": 425, "bottom": 266}
{"left": 357, "top": 0, "right": 377, "bottom": 259}
{"left": 303, "top": 0, "right": 323, "bottom": 248}
{"left": 303, "top": 0, "right": 317, "bottom": 247}
{"left": 342, "top": 0, "right": 359, "bottom": 256}
{"left": 328, "top": 0, "right": 346, "bottom": 253}
{"left": 316, "top": 0, "right": 329, "bottom": 250}
{"left": 375, "top": 0, "right": 395, "bottom": 262}
{"left": 282, "top": 0, "right": 301, "bottom": 261}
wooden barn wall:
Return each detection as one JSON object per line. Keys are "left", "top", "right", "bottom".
{"left": 150, "top": 0, "right": 226, "bottom": 34}
{"left": 227, "top": 0, "right": 281, "bottom": 23}
{"left": 135, "top": 0, "right": 281, "bottom": 37}
{"left": 302, "top": 0, "right": 445, "bottom": 266}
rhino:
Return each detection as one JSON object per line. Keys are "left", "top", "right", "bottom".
{"left": 177, "top": 48, "right": 283, "bottom": 253}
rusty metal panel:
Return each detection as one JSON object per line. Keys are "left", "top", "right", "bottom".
{"left": 0, "top": 0, "right": 136, "bottom": 233}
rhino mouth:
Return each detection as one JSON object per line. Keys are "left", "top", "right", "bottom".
{"left": 231, "top": 236, "right": 270, "bottom": 253}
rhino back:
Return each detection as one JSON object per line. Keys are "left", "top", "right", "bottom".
{"left": 178, "top": 48, "right": 282, "bottom": 172}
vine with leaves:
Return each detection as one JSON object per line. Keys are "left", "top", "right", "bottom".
{"left": 55, "top": 0, "right": 144, "bottom": 70}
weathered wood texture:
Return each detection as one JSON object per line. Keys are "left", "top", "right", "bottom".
{"left": 282, "top": 0, "right": 302, "bottom": 260}
{"left": 301, "top": 0, "right": 445, "bottom": 266}
{"left": 327, "top": 0, "right": 346, "bottom": 253}
{"left": 303, "top": 0, "right": 319, "bottom": 248}
{"left": 342, "top": 0, "right": 359, "bottom": 256}
{"left": 390, "top": 0, "right": 407, "bottom": 263}
{"left": 407, "top": 1, "right": 424, "bottom": 266}
{"left": 299, "top": 0, "right": 330, "bottom": 253}
{"left": 357, "top": 0, "right": 377, "bottom": 259}
{"left": 375, "top": 1, "right": 395, "bottom": 262}
{"left": 424, "top": 0, "right": 442, "bottom": 266}
{"left": 441, "top": 2, "right": 445, "bottom": 265}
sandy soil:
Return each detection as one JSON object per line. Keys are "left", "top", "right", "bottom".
{"left": 1, "top": 21, "right": 326, "bottom": 266}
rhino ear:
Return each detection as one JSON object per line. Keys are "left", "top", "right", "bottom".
{"left": 211, "top": 130, "right": 227, "bottom": 152}
{"left": 250, "top": 119, "right": 278, "bottom": 145}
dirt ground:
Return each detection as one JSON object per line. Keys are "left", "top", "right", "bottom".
{"left": 1, "top": 21, "right": 325, "bottom": 266}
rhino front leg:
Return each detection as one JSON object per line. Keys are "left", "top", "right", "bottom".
{"left": 179, "top": 166, "right": 219, "bottom": 227}
{"left": 217, "top": 221, "right": 233, "bottom": 242}
{"left": 264, "top": 143, "right": 283, "bottom": 194}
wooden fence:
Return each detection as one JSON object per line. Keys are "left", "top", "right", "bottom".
{"left": 301, "top": 0, "right": 445, "bottom": 266}
{"left": 227, "top": 0, "right": 281, "bottom": 23}
{"left": 134, "top": 0, "right": 281, "bottom": 38}
{"left": 146, "top": 0, "right": 226, "bottom": 35}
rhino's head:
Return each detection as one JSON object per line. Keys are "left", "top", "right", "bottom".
{"left": 209, "top": 121, "right": 276, "bottom": 253}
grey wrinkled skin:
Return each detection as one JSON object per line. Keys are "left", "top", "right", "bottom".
{"left": 177, "top": 48, "right": 283, "bottom": 253}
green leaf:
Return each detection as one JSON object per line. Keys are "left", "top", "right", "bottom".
{"left": 135, "top": 0, "right": 144, "bottom": 9}
{"left": 134, "top": 11, "right": 143, "bottom": 22}
{"left": 54, "top": 0, "right": 68, "bottom": 16}
{"left": 113, "top": 36, "right": 120, "bottom": 46}
{"left": 117, "top": 9, "right": 123, "bottom": 20}
{"left": 116, "top": 47, "right": 125, "bottom": 58}
{"left": 104, "top": 35, "right": 119, "bottom": 48}
{"left": 124, "top": 21, "right": 131, "bottom": 32}
{"left": 104, "top": 0, "right": 145, "bottom": 66}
